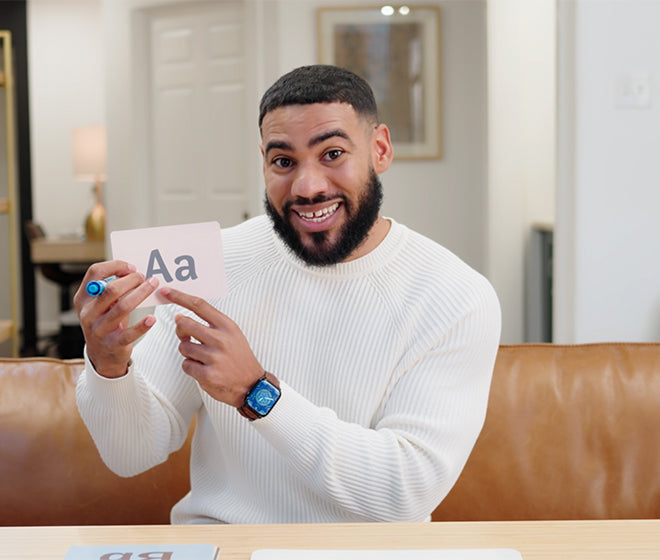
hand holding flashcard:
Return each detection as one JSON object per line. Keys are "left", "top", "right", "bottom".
{"left": 110, "top": 221, "right": 226, "bottom": 307}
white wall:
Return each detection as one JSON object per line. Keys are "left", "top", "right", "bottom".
{"left": 104, "top": 0, "right": 489, "bottom": 273}
{"left": 28, "top": 0, "right": 492, "bottom": 338}
{"left": 27, "top": 0, "right": 106, "bottom": 333}
{"left": 274, "top": 0, "right": 489, "bottom": 273}
{"left": 27, "top": 0, "right": 660, "bottom": 345}
{"left": 28, "top": 0, "right": 105, "bottom": 237}
{"left": 487, "top": 0, "right": 556, "bottom": 343}
{"left": 555, "top": 0, "right": 660, "bottom": 342}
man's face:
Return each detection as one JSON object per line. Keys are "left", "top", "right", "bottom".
{"left": 260, "top": 102, "right": 391, "bottom": 266}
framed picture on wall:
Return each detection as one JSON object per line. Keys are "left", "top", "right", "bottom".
{"left": 317, "top": 5, "right": 442, "bottom": 160}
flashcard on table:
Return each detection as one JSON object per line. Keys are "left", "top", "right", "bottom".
{"left": 63, "top": 543, "right": 219, "bottom": 559}
{"left": 110, "top": 221, "right": 226, "bottom": 307}
{"left": 251, "top": 550, "right": 524, "bottom": 560}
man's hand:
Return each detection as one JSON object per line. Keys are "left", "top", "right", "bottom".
{"left": 73, "top": 261, "right": 159, "bottom": 378}
{"left": 160, "top": 287, "right": 265, "bottom": 407}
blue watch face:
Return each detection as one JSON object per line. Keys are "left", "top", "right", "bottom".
{"left": 246, "top": 378, "right": 281, "bottom": 417}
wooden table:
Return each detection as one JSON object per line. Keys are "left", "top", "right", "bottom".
{"left": 1, "top": 520, "right": 659, "bottom": 560}
{"left": 30, "top": 237, "right": 106, "bottom": 264}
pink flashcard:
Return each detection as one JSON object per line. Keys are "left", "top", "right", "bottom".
{"left": 110, "top": 221, "right": 226, "bottom": 307}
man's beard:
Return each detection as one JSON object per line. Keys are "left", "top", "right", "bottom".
{"left": 265, "top": 170, "right": 383, "bottom": 266}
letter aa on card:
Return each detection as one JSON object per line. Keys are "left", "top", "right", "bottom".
{"left": 110, "top": 221, "right": 227, "bottom": 308}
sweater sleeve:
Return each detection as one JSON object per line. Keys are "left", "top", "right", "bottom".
{"left": 75, "top": 304, "right": 202, "bottom": 477}
{"left": 251, "top": 278, "right": 501, "bottom": 522}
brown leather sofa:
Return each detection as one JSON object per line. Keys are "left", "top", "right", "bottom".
{"left": 1, "top": 342, "right": 658, "bottom": 526}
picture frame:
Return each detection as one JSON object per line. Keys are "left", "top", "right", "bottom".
{"left": 317, "top": 5, "right": 442, "bottom": 160}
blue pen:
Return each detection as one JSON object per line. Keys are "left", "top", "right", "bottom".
{"left": 85, "top": 275, "right": 117, "bottom": 297}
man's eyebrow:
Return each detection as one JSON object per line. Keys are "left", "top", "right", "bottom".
{"left": 309, "top": 129, "right": 351, "bottom": 148}
{"left": 264, "top": 129, "right": 352, "bottom": 157}
{"left": 264, "top": 140, "right": 293, "bottom": 157}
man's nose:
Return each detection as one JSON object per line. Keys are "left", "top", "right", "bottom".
{"left": 290, "top": 163, "right": 328, "bottom": 200}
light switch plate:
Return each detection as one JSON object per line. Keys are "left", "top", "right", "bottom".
{"left": 615, "top": 72, "right": 652, "bottom": 108}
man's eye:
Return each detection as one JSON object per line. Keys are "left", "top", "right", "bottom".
{"left": 273, "top": 157, "right": 293, "bottom": 169}
{"left": 324, "top": 149, "right": 344, "bottom": 162}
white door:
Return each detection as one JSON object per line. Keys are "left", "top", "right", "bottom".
{"left": 147, "top": 1, "right": 249, "bottom": 227}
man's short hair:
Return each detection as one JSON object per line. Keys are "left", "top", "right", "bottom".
{"left": 258, "top": 65, "right": 378, "bottom": 132}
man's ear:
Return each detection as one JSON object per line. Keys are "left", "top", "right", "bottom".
{"left": 371, "top": 123, "right": 394, "bottom": 174}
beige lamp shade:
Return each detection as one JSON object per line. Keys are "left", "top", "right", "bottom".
{"left": 73, "top": 125, "right": 107, "bottom": 181}
{"left": 73, "top": 125, "right": 107, "bottom": 241}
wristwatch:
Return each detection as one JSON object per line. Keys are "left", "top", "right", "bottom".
{"left": 238, "top": 372, "right": 281, "bottom": 420}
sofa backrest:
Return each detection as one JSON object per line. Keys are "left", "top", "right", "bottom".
{"left": 432, "top": 342, "right": 660, "bottom": 520}
{"left": 1, "top": 343, "right": 659, "bottom": 525}
{"left": 0, "top": 357, "right": 191, "bottom": 526}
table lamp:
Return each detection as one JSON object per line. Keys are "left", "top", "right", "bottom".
{"left": 73, "top": 125, "right": 107, "bottom": 241}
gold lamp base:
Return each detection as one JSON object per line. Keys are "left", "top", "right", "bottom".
{"left": 85, "top": 180, "right": 106, "bottom": 242}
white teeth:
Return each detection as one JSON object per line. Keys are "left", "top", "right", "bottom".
{"left": 297, "top": 203, "right": 339, "bottom": 222}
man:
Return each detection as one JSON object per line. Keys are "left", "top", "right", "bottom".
{"left": 74, "top": 65, "right": 501, "bottom": 524}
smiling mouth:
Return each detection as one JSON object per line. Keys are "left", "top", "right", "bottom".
{"left": 294, "top": 202, "right": 340, "bottom": 223}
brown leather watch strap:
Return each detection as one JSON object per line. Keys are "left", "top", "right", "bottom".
{"left": 237, "top": 372, "right": 280, "bottom": 420}
{"left": 236, "top": 405, "right": 259, "bottom": 421}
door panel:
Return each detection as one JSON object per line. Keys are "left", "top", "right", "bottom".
{"left": 149, "top": 2, "right": 248, "bottom": 227}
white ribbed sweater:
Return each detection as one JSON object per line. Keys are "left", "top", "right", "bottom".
{"left": 76, "top": 215, "right": 501, "bottom": 524}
